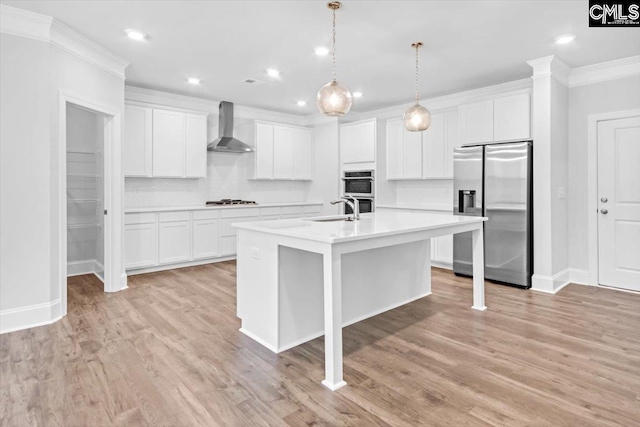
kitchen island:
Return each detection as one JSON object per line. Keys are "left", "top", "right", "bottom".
{"left": 234, "top": 211, "right": 487, "bottom": 391}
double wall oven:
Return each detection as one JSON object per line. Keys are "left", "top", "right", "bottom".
{"left": 342, "top": 170, "right": 375, "bottom": 214}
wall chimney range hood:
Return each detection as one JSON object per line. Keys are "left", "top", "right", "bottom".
{"left": 207, "top": 101, "right": 254, "bottom": 153}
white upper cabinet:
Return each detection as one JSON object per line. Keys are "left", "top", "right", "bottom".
{"left": 152, "top": 109, "right": 185, "bottom": 177}
{"left": 254, "top": 122, "right": 312, "bottom": 180}
{"left": 124, "top": 105, "right": 153, "bottom": 177}
{"left": 459, "top": 100, "right": 494, "bottom": 145}
{"left": 459, "top": 93, "right": 530, "bottom": 145}
{"left": 185, "top": 114, "right": 207, "bottom": 178}
{"left": 340, "top": 119, "right": 376, "bottom": 165}
{"left": 493, "top": 93, "right": 531, "bottom": 142}
{"left": 387, "top": 112, "right": 459, "bottom": 180}
{"left": 124, "top": 102, "right": 208, "bottom": 178}
{"left": 386, "top": 119, "right": 404, "bottom": 180}
{"left": 404, "top": 129, "right": 423, "bottom": 179}
{"left": 294, "top": 128, "right": 313, "bottom": 180}
{"left": 423, "top": 113, "right": 446, "bottom": 178}
{"left": 255, "top": 122, "right": 274, "bottom": 179}
{"left": 273, "top": 126, "right": 296, "bottom": 179}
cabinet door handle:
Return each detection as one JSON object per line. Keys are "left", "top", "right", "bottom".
{"left": 600, "top": 197, "right": 608, "bottom": 203}
{"left": 600, "top": 209, "right": 608, "bottom": 214}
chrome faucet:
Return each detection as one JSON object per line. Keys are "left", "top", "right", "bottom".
{"left": 330, "top": 196, "right": 360, "bottom": 221}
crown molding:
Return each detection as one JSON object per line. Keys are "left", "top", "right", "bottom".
{"left": 357, "top": 78, "right": 532, "bottom": 121}
{"left": 0, "top": 4, "right": 128, "bottom": 79}
{"left": 0, "top": 4, "right": 52, "bottom": 41}
{"left": 125, "top": 85, "right": 307, "bottom": 126}
{"left": 568, "top": 55, "right": 640, "bottom": 88}
{"left": 527, "top": 55, "right": 571, "bottom": 86}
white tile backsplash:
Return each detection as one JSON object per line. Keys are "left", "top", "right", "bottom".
{"left": 125, "top": 151, "right": 310, "bottom": 208}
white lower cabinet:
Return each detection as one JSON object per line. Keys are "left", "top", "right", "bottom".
{"left": 158, "top": 217, "right": 191, "bottom": 265}
{"left": 124, "top": 223, "right": 157, "bottom": 269}
{"left": 192, "top": 212, "right": 219, "bottom": 260}
{"left": 125, "top": 204, "right": 322, "bottom": 273}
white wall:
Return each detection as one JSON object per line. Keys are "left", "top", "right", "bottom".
{"left": 568, "top": 76, "right": 640, "bottom": 272}
{"left": 0, "top": 33, "right": 52, "bottom": 314}
{"left": 0, "top": 25, "right": 125, "bottom": 332}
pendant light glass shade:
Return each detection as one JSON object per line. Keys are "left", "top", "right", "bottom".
{"left": 317, "top": 2, "right": 352, "bottom": 116}
{"left": 404, "top": 42, "right": 431, "bottom": 132}
{"left": 403, "top": 104, "right": 431, "bottom": 131}
{"left": 317, "top": 80, "right": 352, "bottom": 116}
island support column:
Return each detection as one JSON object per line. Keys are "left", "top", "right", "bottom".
{"left": 472, "top": 227, "right": 487, "bottom": 310}
{"left": 321, "top": 245, "right": 347, "bottom": 391}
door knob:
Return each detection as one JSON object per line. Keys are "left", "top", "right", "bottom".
{"left": 600, "top": 197, "right": 608, "bottom": 203}
{"left": 600, "top": 209, "right": 608, "bottom": 214}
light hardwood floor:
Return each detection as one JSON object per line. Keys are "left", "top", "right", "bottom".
{"left": 1, "top": 262, "right": 639, "bottom": 427}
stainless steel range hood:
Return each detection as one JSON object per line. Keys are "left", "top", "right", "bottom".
{"left": 207, "top": 101, "right": 253, "bottom": 153}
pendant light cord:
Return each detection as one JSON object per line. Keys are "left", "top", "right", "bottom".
{"left": 415, "top": 44, "right": 420, "bottom": 105}
{"left": 332, "top": 7, "right": 337, "bottom": 82}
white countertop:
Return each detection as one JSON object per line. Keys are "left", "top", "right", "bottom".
{"left": 125, "top": 201, "right": 323, "bottom": 214}
{"left": 234, "top": 211, "right": 486, "bottom": 244}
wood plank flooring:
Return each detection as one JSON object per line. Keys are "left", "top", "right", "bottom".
{"left": 1, "top": 262, "right": 640, "bottom": 426}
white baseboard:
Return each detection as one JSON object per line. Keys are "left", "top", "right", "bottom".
{"left": 532, "top": 269, "right": 571, "bottom": 294}
{"left": 432, "top": 260, "right": 452, "bottom": 270}
{"left": 67, "top": 259, "right": 98, "bottom": 276}
{"left": 569, "top": 268, "right": 590, "bottom": 285}
{"left": 0, "top": 299, "right": 62, "bottom": 334}
{"left": 126, "top": 256, "right": 236, "bottom": 276}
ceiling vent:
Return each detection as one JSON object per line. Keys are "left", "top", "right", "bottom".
{"left": 244, "top": 78, "right": 265, "bottom": 85}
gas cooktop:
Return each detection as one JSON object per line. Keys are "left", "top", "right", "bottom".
{"left": 206, "top": 199, "right": 258, "bottom": 206}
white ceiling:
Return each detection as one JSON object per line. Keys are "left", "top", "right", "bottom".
{"left": 3, "top": 1, "right": 640, "bottom": 115}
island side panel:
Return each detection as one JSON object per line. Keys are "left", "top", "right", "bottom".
{"left": 237, "top": 229, "right": 280, "bottom": 351}
{"left": 277, "top": 239, "right": 432, "bottom": 351}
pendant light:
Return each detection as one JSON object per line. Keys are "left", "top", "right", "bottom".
{"left": 403, "top": 42, "right": 431, "bottom": 131}
{"left": 316, "top": 1, "right": 352, "bottom": 116}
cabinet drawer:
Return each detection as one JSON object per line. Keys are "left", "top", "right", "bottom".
{"left": 261, "top": 214, "right": 281, "bottom": 221}
{"left": 220, "top": 216, "right": 260, "bottom": 237}
{"left": 193, "top": 210, "right": 219, "bottom": 220}
{"left": 260, "top": 207, "right": 281, "bottom": 216}
{"left": 159, "top": 211, "right": 191, "bottom": 222}
{"left": 220, "top": 208, "right": 260, "bottom": 218}
{"left": 125, "top": 213, "right": 156, "bottom": 225}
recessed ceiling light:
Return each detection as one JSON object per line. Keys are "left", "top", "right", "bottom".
{"left": 297, "top": 100, "right": 307, "bottom": 107}
{"left": 266, "top": 68, "right": 280, "bottom": 78}
{"left": 187, "top": 78, "right": 201, "bottom": 85}
{"left": 125, "top": 29, "right": 147, "bottom": 41}
{"left": 314, "top": 46, "right": 330, "bottom": 56}
{"left": 554, "top": 34, "right": 576, "bottom": 45}
{"left": 353, "top": 92, "right": 363, "bottom": 98}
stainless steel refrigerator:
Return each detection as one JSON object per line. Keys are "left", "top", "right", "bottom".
{"left": 453, "top": 141, "right": 532, "bottom": 288}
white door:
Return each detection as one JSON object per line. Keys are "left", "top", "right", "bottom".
{"left": 123, "top": 105, "right": 152, "bottom": 177}
{"left": 255, "top": 123, "right": 274, "bottom": 179}
{"left": 598, "top": 116, "right": 640, "bottom": 291}
{"left": 403, "top": 129, "right": 422, "bottom": 178}
{"left": 158, "top": 220, "right": 191, "bottom": 264}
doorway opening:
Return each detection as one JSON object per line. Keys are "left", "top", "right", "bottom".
{"left": 66, "top": 104, "right": 106, "bottom": 283}
{"left": 60, "top": 92, "right": 124, "bottom": 318}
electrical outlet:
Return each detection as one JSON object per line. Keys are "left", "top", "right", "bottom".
{"left": 251, "top": 247, "right": 261, "bottom": 260}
